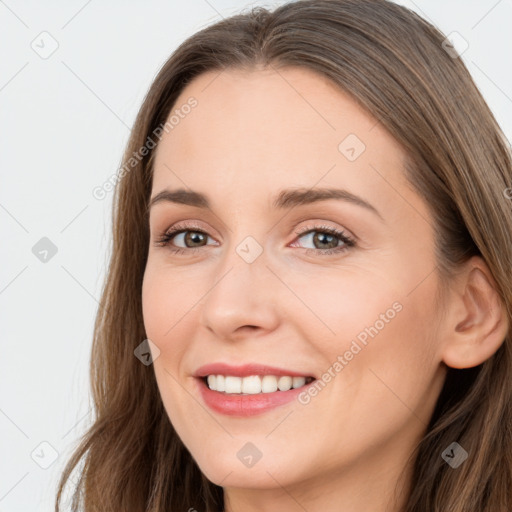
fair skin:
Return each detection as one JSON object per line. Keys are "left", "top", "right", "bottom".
{"left": 141, "top": 66, "right": 508, "bottom": 512}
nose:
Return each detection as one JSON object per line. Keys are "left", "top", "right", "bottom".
{"left": 199, "top": 245, "right": 281, "bottom": 342}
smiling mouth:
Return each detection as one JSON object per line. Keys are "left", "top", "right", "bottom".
{"left": 202, "top": 374, "right": 316, "bottom": 394}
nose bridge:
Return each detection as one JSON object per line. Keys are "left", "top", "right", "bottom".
{"left": 199, "top": 233, "right": 279, "bottom": 338}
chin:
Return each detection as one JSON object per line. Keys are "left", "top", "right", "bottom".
{"left": 191, "top": 445, "right": 308, "bottom": 490}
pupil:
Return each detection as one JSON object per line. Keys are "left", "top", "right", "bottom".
{"left": 315, "top": 233, "right": 337, "bottom": 249}
{"left": 186, "top": 232, "right": 205, "bottom": 247}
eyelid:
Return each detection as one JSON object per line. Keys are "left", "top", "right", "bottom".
{"left": 293, "top": 221, "right": 355, "bottom": 239}
{"left": 158, "top": 220, "right": 217, "bottom": 239}
{"left": 157, "top": 218, "right": 353, "bottom": 239}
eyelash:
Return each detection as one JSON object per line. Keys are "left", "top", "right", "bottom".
{"left": 153, "top": 222, "right": 356, "bottom": 257}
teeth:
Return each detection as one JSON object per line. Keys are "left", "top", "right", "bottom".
{"left": 205, "top": 375, "right": 311, "bottom": 394}
{"left": 225, "top": 376, "right": 242, "bottom": 394}
{"left": 262, "top": 375, "right": 278, "bottom": 393}
{"left": 278, "top": 376, "right": 292, "bottom": 391}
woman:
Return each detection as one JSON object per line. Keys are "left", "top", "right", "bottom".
{"left": 55, "top": 0, "right": 512, "bottom": 511}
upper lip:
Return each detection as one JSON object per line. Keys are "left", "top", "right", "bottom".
{"left": 194, "top": 362, "right": 315, "bottom": 379}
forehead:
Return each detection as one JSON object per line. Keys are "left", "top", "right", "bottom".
{"left": 151, "top": 67, "right": 408, "bottom": 205}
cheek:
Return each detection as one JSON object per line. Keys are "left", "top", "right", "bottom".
{"left": 296, "top": 267, "right": 440, "bottom": 403}
{"left": 291, "top": 269, "right": 402, "bottom": 347}
{"left": 141, "top": 263, "right": 198, "bottom": 342}
{"left": 141, "top": 266, "right": 200, "bottom": 439}
{"left": 324, "top": 276, "right": 441, "bottom": 430}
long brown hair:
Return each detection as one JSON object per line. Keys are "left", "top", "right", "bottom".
{"left": 55, "top": 0, "right": 512, "bottom": 510}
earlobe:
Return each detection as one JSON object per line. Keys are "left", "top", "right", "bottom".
{"left": 441, "top": 257, "right": 509, "bottom": 369}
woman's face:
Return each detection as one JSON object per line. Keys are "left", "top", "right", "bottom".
{"left": 142, "top": 67, "right": 447, "bottom": 499}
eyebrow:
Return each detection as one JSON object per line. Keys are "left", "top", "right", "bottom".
{"left": 147, "top": 187, "right": 383, "bottom": 220}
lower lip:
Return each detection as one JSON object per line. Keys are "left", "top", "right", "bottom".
{"left": 196, "top": 377, "right": 313, "bottom": 416}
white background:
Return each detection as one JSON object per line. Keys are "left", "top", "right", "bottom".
{"left": 1, "top": 0, "right": 511, "bottom": 510}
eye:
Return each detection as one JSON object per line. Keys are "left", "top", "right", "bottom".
{"left": 291, "top": 224, "right": 355, "bottom": 256}
{"left": 153, "top": 222, "right": 356, "bottom": 256}
{"left": 153, "top": 222, "right": 217, "bottom": 255}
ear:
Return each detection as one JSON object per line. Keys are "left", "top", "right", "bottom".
{"left": 441, "top": 256, "right": 509, "bottom": 369}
